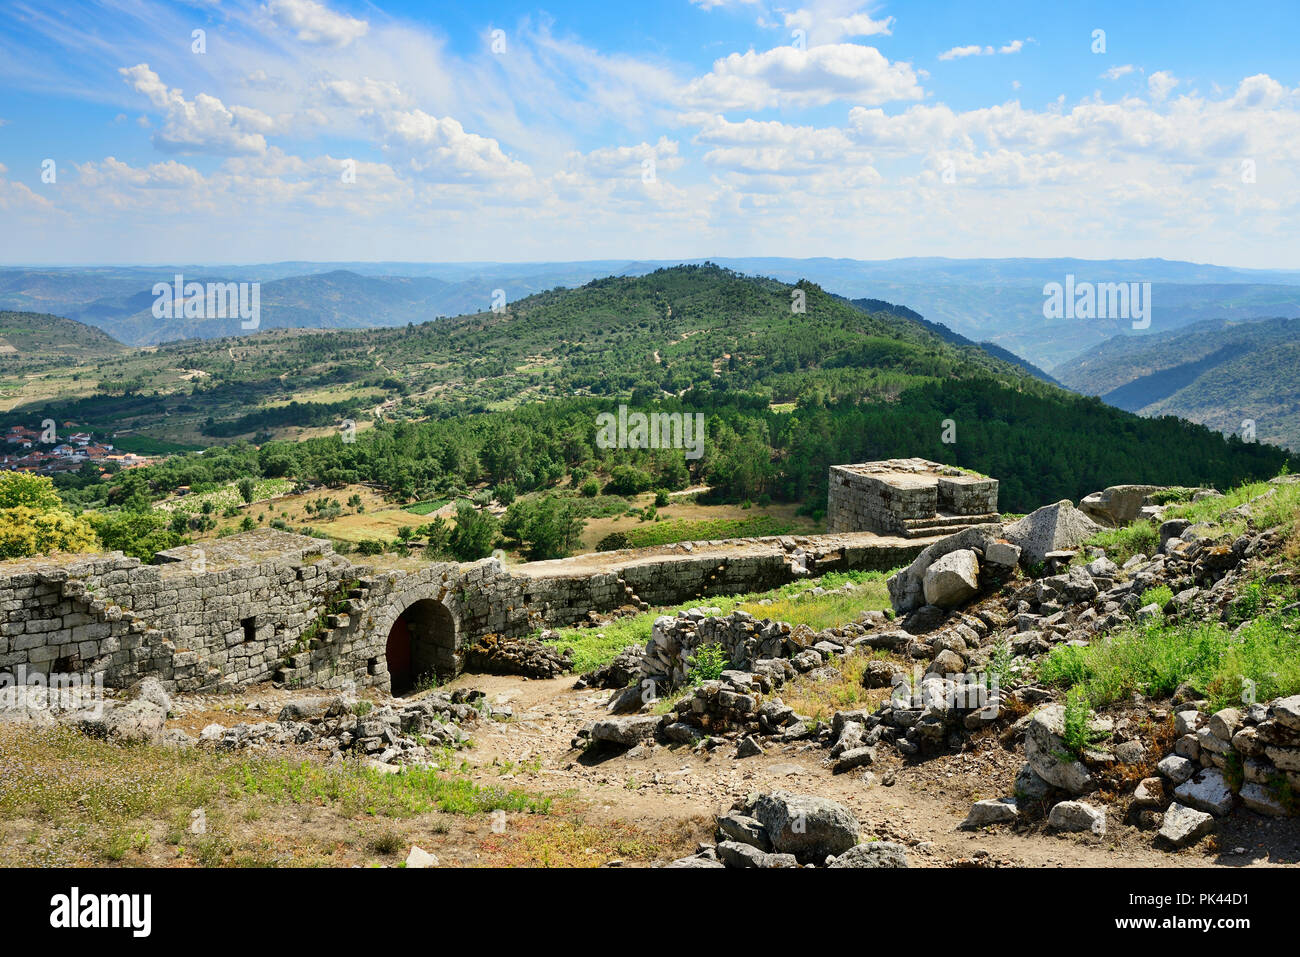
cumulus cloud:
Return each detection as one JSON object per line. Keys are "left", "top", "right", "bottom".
{"left": 263, "top": 0, "right": 368, "bottom": 47}
{"left": 1148, "top": 71, "right": 1179, "bottom": 102}
{"left": 380, "top": 111, "right": 532, "bottom": 183}
{"left": 120, "top": 64, "right": 271, "bottom": 155}
{"left": 681, "top": 43, "right": 923, "bottom": 110}
{"left": 563, "top": 137, "right": 682, "bottom": 180}
{"left": 783, "top": 7, "right": 894, "bottom": 44}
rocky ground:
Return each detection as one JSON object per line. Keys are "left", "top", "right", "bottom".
{"left": 4, "top": 478, "right": 1299, "bottom": 868}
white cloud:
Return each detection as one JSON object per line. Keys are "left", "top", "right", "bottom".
{"left": 380, "top": 110, "right": 532, "bottom": 184}
{"left": 938, "top": 45, "right": 990, "bottom": 61}
{"left": 563, "top": 137, "right": 682, "bottom": 180}
{"left": 1102, "top": 64, "right": 1136, "bottom": 80}
{"left": 939, "top": 38, "right": 1032, "bottom": 61}
{"left": 681, "top": 43, "right": 923, "bottom": 110}
{"left": 120, "top": 64, "right": 270, "bottom": 155}
{"left": 1148, "top": 71, "right": 1179, "bottom": 102}
{"left": 263, "top": 0, "right": 368, "bottom": 47}
{"left": 318, "top": 76, "right": 408, "bottom": 111}
{"left": 783, "top": 8, "right": 894, "bottom": 45}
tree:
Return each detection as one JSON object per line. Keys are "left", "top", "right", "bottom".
{"left": 0, "top": 506, "right": 98, "bottom": 559}
{"left": 85, "top": 509, "right": 183, "bottom": 561}
{"left": 237, "top": 477, "right": 256, "bottom": 504}
{"left": 0, "top": 474, "right": 99, "bottom": 559}
{"left": 449, "top": 501, "right": 498, "bottom": 561}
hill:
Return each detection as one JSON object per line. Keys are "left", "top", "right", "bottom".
{"left": 0, "top": 310, "right": 127, "bottom": 362}
{"left": 847, "top": 297, "right": 1062, "bottom": 387}
{"left": 1053, "top": 316, "right": 1300, "bottom": 450}
{"left": 8, "top": 258, "right": 1300, "bottom": 366}
{"left": 18, "top": 265, "right": 1293, "bottom": 520}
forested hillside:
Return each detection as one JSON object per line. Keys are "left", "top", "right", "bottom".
{"left": 1055, "top": 316, "right": 1300, "bottom": 450}
{"left": 32, "top": 266, "right": 1294, "bottom": 526}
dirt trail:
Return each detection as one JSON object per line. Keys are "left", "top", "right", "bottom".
{"left": 438, "top": 673, "right": 1299, "bottom": 868}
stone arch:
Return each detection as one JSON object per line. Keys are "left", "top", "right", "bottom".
{"left": 382, "top": 597, "right": 458, "bottom": 695}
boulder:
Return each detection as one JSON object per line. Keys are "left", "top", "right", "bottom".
{"left": 77, "top": 698, "right": 166, "bottom": 745}
{"left": 752, "top": 791, "right": 861, "bottom": 864}
{"left": 590, "top": 715, "right": 660, "bottom": 748}
{"left": 1004, "top": 501, "right": 1103, "bottom": 567}
{"left": 961, "top": 798, "right": 1018, "bottom": 828}
{"left": 1048, "top": 800, "right": 1106, "bottom": 836}
{"left": 1173, "top": 769, "right": 1235, "bottom": 817}
{"left": 887, "top": 524, "right": 1003, "bottom": 615}
{"left": 1157, "top": 755, "right": 1196, "bottom": 784}
{"left": 985, "top": 540, "right": 1022, "bottom": 568}
{"left": 1080, "top": 485, "right": 1164, "bottom": 528}
{"left": 1023, "top": 705, "right": 1096, "bottom": 794}
{"left": 716, "top": 814, "right": 770, "bottom": 850}
{"left": 826, "top": 842, "right": 909, "bottom": 868}
{"left": 922, "top": 549, "right": 981, "bottom": 609}
{"left": 1155, "top": 802, "right": 1215, "bottom": 849}
{"left": 1272, "top": 695, "right": 1300, "bottom": 731}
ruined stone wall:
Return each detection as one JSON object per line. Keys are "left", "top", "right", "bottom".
{"left": 0, "top": 528, "right": 929, "bottom": 695}
{"left": 828, "top": 468, "right": 936, "bottom": 534}
{"left": 827, "top": 460, "right": 999, "bottom": 536}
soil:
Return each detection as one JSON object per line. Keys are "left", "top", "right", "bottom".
{"left": 157, "top": 670, "right": 1300, "bottom": 868}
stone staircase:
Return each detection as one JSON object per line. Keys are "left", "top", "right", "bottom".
{"left": 901, "top": 511, "right": 1001, "bottom": 539}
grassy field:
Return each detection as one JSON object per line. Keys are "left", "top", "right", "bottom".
{"left": 0, "top": 726, "right": 550, "bottom": 867}
{"left": 544, "top": 569, "right": 894, "bottom": 673}
{"left": 578, "top": 496, "right": 818, "bottom": 552}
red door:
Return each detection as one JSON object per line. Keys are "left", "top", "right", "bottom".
{"left": 385, "top": 615, "right": 412, "bottom": 694}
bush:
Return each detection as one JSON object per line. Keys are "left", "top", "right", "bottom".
{"left": 595, "top": 532, "right": 630, "bottom": 552}
{"left": 579, "top": 478, "right": 600, "bottom": 498}
{"left": 687, "top": 643, "right": 730, "bottom": 684}
{"left": 603, "top": 465, "right": 654, "bottom": 496}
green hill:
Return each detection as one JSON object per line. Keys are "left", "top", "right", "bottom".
{"left": 28, "top": 265, "right": 1295, "bottom": 518}
{"left": 0, "top": 310, "right": 127, "bottom": 362}
{"left": 1054, "top": 316, "right": 1300, "bottom": 450}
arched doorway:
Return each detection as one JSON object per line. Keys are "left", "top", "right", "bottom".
{"left": 385, "top": 599, "right": 456, "bottom": 695}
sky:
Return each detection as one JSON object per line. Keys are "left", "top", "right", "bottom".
{"left": 1, "top": 0, "right": 1298, "bottom": 267}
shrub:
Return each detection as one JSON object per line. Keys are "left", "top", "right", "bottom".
{"left": 687, "top": 643, "right": 730, "bottom": 685}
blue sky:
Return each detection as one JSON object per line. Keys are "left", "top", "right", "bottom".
{"left": 1, "top": 0, "right": 1298, "bottom": 266}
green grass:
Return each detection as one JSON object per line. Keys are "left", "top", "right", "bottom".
{"left": 615, "top": 515, "right": 795, "bottom": 548}
{"left": 544, "top": 569, "right": 894, "bottom": 673}
{"left": 1085, "top": 520, "right": 1159, "bottom": 565}
{"left": 1141, "top": 584, "right": 1174, "bottom": 609}
{"left": 404, "top": 498, "right": 452, "bottom": 515}
{"left": 1038, "top": 611, "right": 1300, "bottom": 712}
{"left": 1165, "top": 478, "right": 1300, "bottom": 536}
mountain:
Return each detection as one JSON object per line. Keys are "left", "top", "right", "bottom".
{"left": 11, "top": 265, "right": 1293, "bottom": 512}
{"left": 846, "top": 297, "right": 1062, "bottom": 386}
{"left": 0, "top": 310, "right": 127, "bottom": 362}
{"left": 1053, "top": 316, "right": 1300, "bottom": 451}
{"left": 7, "top": 258, "right": 1300, "bottom": 362}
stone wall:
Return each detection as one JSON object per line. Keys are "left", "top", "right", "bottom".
{"left": 0, "top": 528, "right": 930, "bottom": 696}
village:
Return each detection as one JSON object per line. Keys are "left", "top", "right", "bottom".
{"left": 0, "top": 424, "right": 154, "bottom": 474}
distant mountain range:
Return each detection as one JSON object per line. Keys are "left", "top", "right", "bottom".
{"left": 5, "top": 258, "right": 1300, "bottom": 367}
{"left": 1054, "top": 316, "right": 1300, "bottom": 450}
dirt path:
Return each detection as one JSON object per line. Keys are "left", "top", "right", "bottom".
{"left": 438, "top": 673, "right": 1299, "bottom": 868}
